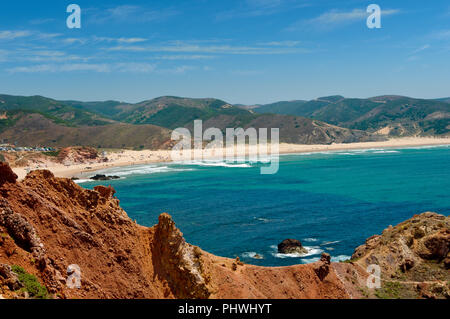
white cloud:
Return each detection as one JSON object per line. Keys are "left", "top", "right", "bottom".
{"left": 216, "top": 0, "right": 308, "bottom": 20}
{"left": 163, "top": 65, "right": 195, "bottom": 74}
{"left": 88, "top": 5, "right": 178, "bottom": 24}
{"left": 287, "top": 8, "right": 400, "bottom": 31}
{"left": 411, "top": 44, "right": 430, "bottom": 54}
{"left": 63, "top": 38, "right": 87, "bottom": 45}
{"left": 154, "top": 55, "right": 216, "bottom": 60}
{"left": 433, "top": 29, "right": 450, "bottom": 39}
{"left": 107, "top": 42, "right": 309, "bottom": 55}
{"left": 0, "top": 30, "right": 32, "bottom": 40}
{"left": 29, "top": 18, "right": 56, "bottom": 25}
{"left": 0, "top": 30, "right": 61, "bottom": 42}
{"left": 7, "top": 62, "right": 157, "bottom": 74}
{"left": 230, "top": 69, "right": 264, "bottom": 75}
{"left": 93, "top": 36, "right": 148, "bottom": 44}
{"left": 257, "top": 40, "right": 300, "bottom": 47}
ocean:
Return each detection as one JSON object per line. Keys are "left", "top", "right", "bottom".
{"left": 79, "top": 145, "right": 450, "bottom": 266}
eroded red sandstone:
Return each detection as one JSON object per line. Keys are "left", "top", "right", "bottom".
{"left": 0, "top": 162, "right": 448, "bottom": 299}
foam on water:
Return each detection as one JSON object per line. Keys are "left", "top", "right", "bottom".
{"left": 94, "top": 164, "right": 195, "bottom": 177}
{"left": 73, "top": 179, "right": 94, "bottom": 184}
{"left": 331, "top": 255, "right": 351, "bottom": 262}
{"left": 321, "top": 240, "right": 341, "bottom": 246}
{"left": 270, "top": 245, "right": 323, "bottom": 259}
{"left": 80, "top": 145, "right": 450, "bottom": 267}
{"left": 242, "top": 252, "right": 264, "bottom": 259}
{"left": 182, "top": 160, "right": 252, "bottom": 168}
{"left": 303, "top": 238, "right": 318, "bottom": 242}
{"left": 373, "top": 150, "right": 399, "bottom": 154}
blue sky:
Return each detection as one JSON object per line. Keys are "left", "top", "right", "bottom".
{"left": 0, "top": 0, "right": 449, "bottom": 104}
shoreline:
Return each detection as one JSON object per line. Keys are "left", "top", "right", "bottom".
{"left": 11, "top": 137, "right": 450, "bottom": 180}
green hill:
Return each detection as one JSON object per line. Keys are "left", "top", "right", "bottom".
{"left": 252, "top": 95, "right": 450, "bottom": 136}
{"left": 252, "top": 100, "right": 307, "bottom": 115}
{"left": 0, "top": 94, "right": 113, "bottom": 127}
{"left": 436, "top": 97, "right": 450, "bottom": 104}
{"left": 0, "top": 94, "right": 378, "bottom": 147}
{"left": 0, "top": 113, "right": 171, "bottom": 149}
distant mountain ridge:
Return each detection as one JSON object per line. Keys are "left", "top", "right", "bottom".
{"left": 0, "top": 94, "right": 374, "bottom": 148}
{"left": 436, "top": 97, "right": 450, "bottom": 104}
{"left": 1, "top": 93, "right": 448, "bottom": 150}
{"left": 248, "top": 95, "right": 450, "bottom": 136}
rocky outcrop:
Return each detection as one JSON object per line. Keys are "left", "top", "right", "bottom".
{"left": 278, "top": 239, "right": 307, "bottom": 254}
{"left": 314, "top": 253, "right": 331, "bottom": 281}
{"left": 90, "top": 174, "right": 120, "bottom": 181}
{"left": 0, "top": 162, "right": 447, "bottom": 299}
{"left": 0, "top": 163, "right": 351, "bottom": 299}
{"left": 0, "top": 162, "right": 17, "bottom": 186}
{"left": 0, "top": 200, "right": 46, "bottom": 269}
{"left": 58, "top": 146, "right": 101, "bottom": 165}
{"left": 151, "top": 213, "right": 210, "bottom": 299}
{"left": 0, "top": 264, "right": 22, "bottom": 290}
{"left": 351, "top": 212, "right": 450, "bottom": 299}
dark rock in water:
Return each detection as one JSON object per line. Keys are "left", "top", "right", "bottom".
{"left": 278, "top": 239, "right": 307, "bottom": 254}
{"left": 71, "top": 177, "right": 79, "bottom": 181}
{"left": 91, "top": 174, "right": 120, "bottom": 181}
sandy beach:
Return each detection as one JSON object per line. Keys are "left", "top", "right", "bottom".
{"left": 11, "top": 137, "right": 450, "bottom": 180}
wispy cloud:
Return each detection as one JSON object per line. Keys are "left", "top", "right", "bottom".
{"left": 7, "top": 62, "right": 157, "bottom": 74}
{"left": 216, "top": 0, "right": 308, "bottom": 20}
{"left": 0, "top": 48, "right": 89, "bottom": 63}
{"left": 230, "top": 69, "right": 264, "bottom": 76}
{"left": 88, "top": 5, "right": 178, "bottom": 24}
{"left": 432, "top": 29, "right": 450, "bottom": 39}
{"left": 411, "top": 44, "right": 430, "bottom": 54}
{"left": 60, "top": 36, "right": 148, "bottom": 46}
{"left": 407, "top": 44, "right": 431, "bottom": 62}
{"left": 0, "top": 30, "right": 61, "bottom": 41}
{"left": 162, "top": 65, "right": 195, "bottom": 74}
{"left": 63, "top": 38, "right": 87, "bottom": 45}
{"left": 6, "top": 62, "right": 200, "bottom": 75}
{"left": 287, "top": 8, "right": 400, "bottom": 31}
{"left": 93, "top": 36, "right": 148, "bottom": 44}
{"left": 257, "top": 40, "right": 300, "bottom": 47}
{"left": 0, "top": 30, "right": 32, "bottom": 40}
{"left": 106, "top": 42, "right": 309, "bottom": 55}
{"left": 154, "top": 55, "right": 216, "bottom": 60}
{"left": 29, "top": 18, "right": 56, "bottom": 25}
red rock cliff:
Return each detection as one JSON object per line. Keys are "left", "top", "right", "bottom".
{"left": 0, "top": 163, "right": 447, "bottom": 299}
{"left": 0, "top": 163, "right": 355, "bottom": 299}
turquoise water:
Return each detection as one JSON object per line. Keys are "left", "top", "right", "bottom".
{"left": 80, "top": 145, "right": 450, "bottom": 266}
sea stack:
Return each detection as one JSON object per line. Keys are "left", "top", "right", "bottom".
{"left": 278, "top": 239, "right": 308, "bottom": 254}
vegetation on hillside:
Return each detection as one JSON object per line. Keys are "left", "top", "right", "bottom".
{"left": 11, "top": 265, "right": 49, "bottom": 299}
{"left": 250, "top": 95, "right": 450, "bottom": 136}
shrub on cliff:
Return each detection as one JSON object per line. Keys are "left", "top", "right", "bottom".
{"left": 11, "top": 265, "right": 48, "bottom": 299}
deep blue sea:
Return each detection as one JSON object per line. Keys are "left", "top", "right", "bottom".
{"left": 79, "top": 145, "right": 450, "bottom": 266}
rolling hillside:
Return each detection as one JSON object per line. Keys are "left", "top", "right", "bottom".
{"left": 436, "top": 97, "right": 450, "bottom": 104}
{"left": 251, "top": 100, "right": 307, "bottom": 115}
{"left": 0, "top": 113, "right": 171, "bottom": 149}
{"left": 67, "top": 96, "right": 376, "bottom": 144}
{"left": 0, "top": 94, "right": 375, "bottom": 147}
{"left": 250, "top": 95, "right": 450, "bottom": 136}
{"left": 0, "top": 95, "right": 113, "bottom": 127}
